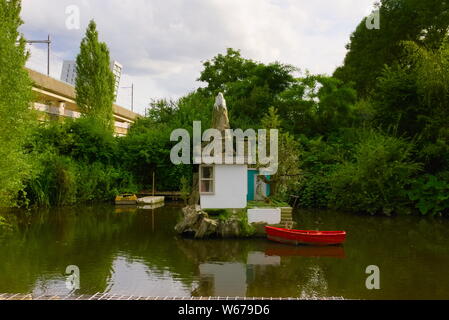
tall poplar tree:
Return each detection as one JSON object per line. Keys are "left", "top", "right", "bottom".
{"left": 75, "top": 20, "right": 115, "bottom": 132}
{"left": 0, "top": 0, "right": 34, "bottom": 206}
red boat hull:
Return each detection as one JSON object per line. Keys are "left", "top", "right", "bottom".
{"left": 265, "top": 226, "right": 346, "bottom": 246}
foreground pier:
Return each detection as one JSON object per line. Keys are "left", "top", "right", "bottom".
{"left": 0, "top": 293, "right": 344, "bottom": 301}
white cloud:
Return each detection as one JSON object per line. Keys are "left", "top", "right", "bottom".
{"left": 21, "top": 0, "right": 377, "bottom": 115}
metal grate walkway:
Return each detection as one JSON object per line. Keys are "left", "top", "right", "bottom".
{"left": 0, "top": 293, "right": 345, "bottom": 301}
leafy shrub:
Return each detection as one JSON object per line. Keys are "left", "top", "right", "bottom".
{"left": 236, "top": 209, "right": 256, "bottom": 237}
{"left": 295, "top": 133, "right": 355, "bottom": 208}
{"left": 408, "top": 174, "right": 449, "bottom": 216}
{"left": 25, "top": 154, "right": 137, "bottom": 207}
{"left": 328, "top": 131, "right": 421, "bottom": 215}
{"left": 26, "top": 154, "right": 77, "bottom": 207}
{"left": 296, "top": 173, "right": 331, "bottom": 208}
{"left": 31, "top": 118, "right": 117, "bottom": 165}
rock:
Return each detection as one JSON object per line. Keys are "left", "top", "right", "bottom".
{"left": 176, "top": 205, "right": 253, "bottom": 239}
{"left": 175, "top": 205, "right": 203, "bottom": 234}
{"left": 195, "top": 218, "right": 218, "bottom": 239}
{"left": 218, "top": 218, "right": 241, "bottom": 238}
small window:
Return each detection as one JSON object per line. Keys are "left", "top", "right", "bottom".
{"left": 200, "top": 165, "right": 215, "bottom": 194}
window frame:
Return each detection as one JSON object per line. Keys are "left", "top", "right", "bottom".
{"left": 199, "top": 165, "right": 215, "bottom": 195}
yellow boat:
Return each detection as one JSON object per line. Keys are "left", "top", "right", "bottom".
{"left": 115, "top": 194, "right": 138, "bottom": 205}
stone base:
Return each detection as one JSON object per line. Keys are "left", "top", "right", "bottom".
{"left": 175, "top": 206, "right": 248, "bottom": 239}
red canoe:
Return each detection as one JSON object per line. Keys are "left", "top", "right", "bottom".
{"left": 265, "top": 226, "right": 346, "bottom": 246}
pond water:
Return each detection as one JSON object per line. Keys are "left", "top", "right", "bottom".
{"left": 1, "top": 203, "right": 449, "bottom": 299}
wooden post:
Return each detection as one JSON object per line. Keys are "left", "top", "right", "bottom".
{"left": 152, "top": 171, "right": 155, "bottom": 197}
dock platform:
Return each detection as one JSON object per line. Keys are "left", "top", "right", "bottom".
{"left": 0, "top": 293, "right": 344, "bottom": 300}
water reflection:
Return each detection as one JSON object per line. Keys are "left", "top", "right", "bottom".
{"left": 264, "top": 245, "right": 346, "bottom": 258}
{"left": 193, "top": 247, "right": 343, "bottom": 297}
{"left": 1, "top": 204, "right": 449, "bottom": 299}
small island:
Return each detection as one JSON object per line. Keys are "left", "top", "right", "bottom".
{"left": 175, "top": 93, "right": 294, "bottom": 239}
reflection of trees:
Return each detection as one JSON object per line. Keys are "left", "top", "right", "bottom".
{"left": 175, "top": 238, "right": 263, "bottom": 264}
{"left": 293, "top": 209, "right": 449, "bottom": 299}
{"left": 2, "top": 206, "right": 449, "bottom": 298}
{"left": 0, "top": 205, "right": 198, "bottom": 294}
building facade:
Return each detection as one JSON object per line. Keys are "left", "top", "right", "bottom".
{"left": 110, "top": 60, "right": 123, "bottom": 97}
{"left": 30, "top": 68, "right": 138, "bottom": 136}
{"left": 60, "top": 59, "right": 123, "bottom": 99}
{"left": 60, "top": 60, "right": 77, "bottom": 85}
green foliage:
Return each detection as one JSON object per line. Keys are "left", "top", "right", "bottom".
{"left": 408, "top": 174, "right": 449, "bottom": 216}
{"left": 373, "top": 38, "right": 449, "bottom": 172}
{"left": 119, "top": 91, "right": 215, "bottom": 191}
{"left": 258, "top": 107, "right": 301, "bottom": 199}
{"left": 30, "top": 118, "right": 117, "bottom": 164}
{"left": 335, "top": 0, "right": 449, "bottom": 96}
{"left": 328, "top": 131, "right": 421, "bottom": 215}
{"left": 180, "top": 176, "right": 191, "bottom": 205}
{"left": 247, "top": 199, "right": 289, "bottom": 209}
{"left": 294, "top": 132, "right": 356, "bottom": 208}
{"left": 276, "top": 75, "right": 357, "bottom": 137}
{"left": 25, "top": 154, "right": 137, "bottom": 207}
{"left": 236, "top": 209, "right": 256, "bottom": 237}
{"left": 198, "top": 48, "right": 296, "bottom": 127}
{"left": 0, "top": 0, "right": 36, "bottom": 206}
{"left": 118, "top": 117, "right": 191, "bottom": 191}
{"left": 24, "top": 117, "right": 136, "bottom": 207}
{"left": 75, "top": 20, "right": 115, "bottom": 132}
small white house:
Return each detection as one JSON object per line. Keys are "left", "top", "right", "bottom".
{"left": 200, "top": 164, "right": 248, "bottom": 209}
{"left": 198, "top": 93, "right": 273, "bottom": 214}
{"left": 199, "top": 93, "right": 249, "bottom": 209}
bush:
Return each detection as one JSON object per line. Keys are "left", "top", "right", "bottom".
{"left": 25, "top": 155, "right": 137, "bottom": 207}
{"left": 25, "top": 154, "right": 77, "bottom": 207}
{"left": 328, "top": 131, "right": 421, "bottom": 215}
{"left": 294, "top": 133, "right": 355, "bottom": 208}
{"left": 408, "top": 174, "right": 449, "bottom": 216}
{"left": 31, "top": 118, "right": 117, "bottom": 164}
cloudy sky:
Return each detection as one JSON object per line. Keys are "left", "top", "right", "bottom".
{"left": 21, "top": 0, "right": 376, "bottom": 115}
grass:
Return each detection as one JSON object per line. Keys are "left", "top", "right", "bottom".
{"left": 247, "top": 199, "right": 290, "bottom": 209}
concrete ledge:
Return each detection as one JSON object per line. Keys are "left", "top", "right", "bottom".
{"left": 247, "top": 208, "right": 281, "bottom": 224}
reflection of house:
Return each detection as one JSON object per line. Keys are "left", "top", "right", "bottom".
{"left": 28, "top": 68, "right": 139, "bottom": 136}
{"left": 195, "top": 251, "right": 281, "bottom": 297}
{"left": 198, "top": 263, "right": 247, "bottom": 297}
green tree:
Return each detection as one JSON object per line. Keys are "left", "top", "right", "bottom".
{"left": 335, "top": 0, "right": 449, "bottom": 97}
{"left": 75, "top": 20, "right": 115, "bottom": 132}
{"left": 328, "top": 130, "right": 421, "bottom": 215}
{"left": 198, "top": 48, "right": 296, "bottom": 127}
{"left": 276, "top": 76, "right": 357, "bottom": 137}
{"left": 258, "top": 107, "right": 301, "bottom": 199}
{"left": 373, "top": 38, "right": 449, "bottom": 172}
{"left": 0, "top": 0, "right": 35, "bottom": 206}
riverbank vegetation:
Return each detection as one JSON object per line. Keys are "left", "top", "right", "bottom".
{"left": 2, "top": 0, "right": 449, "bottom": 217}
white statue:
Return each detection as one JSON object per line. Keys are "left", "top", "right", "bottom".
{"left": 214, "top": 92, "right": 227, "bottom": 110}
{"left": 212, "top": 92, "right": 230, "bottom": 131}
